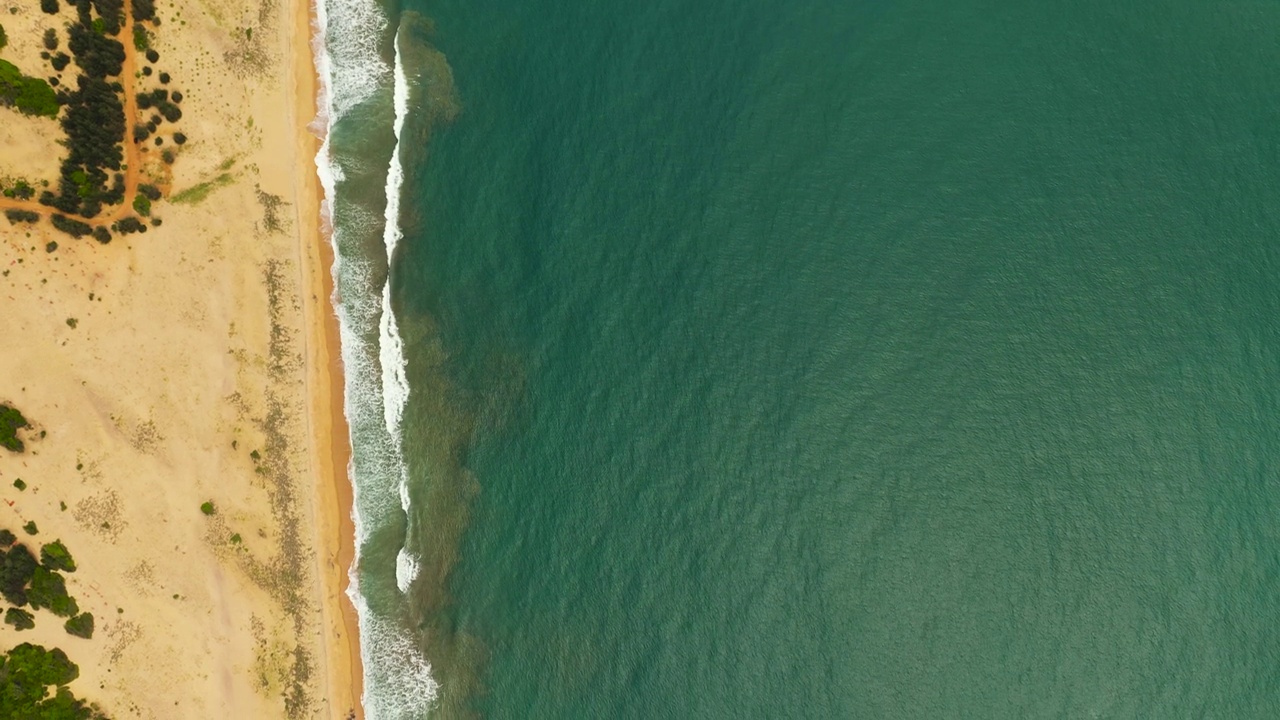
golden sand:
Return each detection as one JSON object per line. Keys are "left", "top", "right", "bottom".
{"left": 0, "top": 0, "right": 362, "bottom": 716}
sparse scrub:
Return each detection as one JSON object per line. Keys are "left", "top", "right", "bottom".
{"left": 172, "top": 173, "right": 233, "bottom": 204}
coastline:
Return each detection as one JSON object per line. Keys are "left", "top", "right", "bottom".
{"left": 290, "top": 0, "right": 366, "bottom": 714}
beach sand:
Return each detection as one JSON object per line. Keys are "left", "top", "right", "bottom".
{"left": 0, "top": 0, "right": 362, "bottom": 716}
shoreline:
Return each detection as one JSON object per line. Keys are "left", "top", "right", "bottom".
{"left": 291, "top": 0, "right": 365, "bottom": 715}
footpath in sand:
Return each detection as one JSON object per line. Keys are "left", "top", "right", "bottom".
{"left": 0, "top": 0, "right": 361, "bottom": 716}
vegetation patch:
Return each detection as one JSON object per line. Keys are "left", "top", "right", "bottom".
{"left": 4, "top": 607, "right": 35, "bottom": 630}
{"left": 171, "top": 173, "right": 233, "bottom": 205}
{"left": 5, "top": 209, "right": 41, "bottom": 224}
{"left": 0, "top": 59, "right": 60, "bottom": 118}
{"left": 40, "top": 540, "right": 76, "bottom": 573}
{"left": 64, "top": 612, "right": 94, "bottom": 639}
{"left": 0, "top": 403, "right": 29, "bottom": 453}
{"left": 0, "top": 643, "right": 107, "bottom": 718}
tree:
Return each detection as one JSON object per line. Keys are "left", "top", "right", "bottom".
{"left": 40, "top": 541, "right": 76, "bottom": 573}
{"left": 41, "top": 0, "right": 59, "bottom": 13}
{"left": 0, "top": 404, "right": 28, "bottom": 452}
{"left": 27, "top": 567, "right": 78, "bottom": 618}
{"left": 44, "top": 28, "right": 59, "bottom": 52}
{"left": 64, "top": 613, "right": 93, "bottom": 639}
{"left": 0, "top": 543, "right": 37, "bottom": 606}
{"left": 4, "top": 607, "right": 34, "bottom": 630}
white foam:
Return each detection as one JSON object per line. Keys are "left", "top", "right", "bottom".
{"left": 380, "top": 28, "right": 412, "bottom": 468}
{"left": 312, "top": 0, "right": 440, "bottom": 716}
{"left": 395, "top": 547, "right": 421, "bottom": 593}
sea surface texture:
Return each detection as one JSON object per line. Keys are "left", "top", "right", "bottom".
{"left": 319, "top": 0, "right": 1280, "bottom": 716}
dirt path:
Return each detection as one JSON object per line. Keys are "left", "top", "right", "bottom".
{"left": 0, "top": 13, "right": 143, "bottom": 228}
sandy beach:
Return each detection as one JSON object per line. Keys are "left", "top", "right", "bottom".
{"left": 0, "top": 0, "right": 362, "bottom": 716}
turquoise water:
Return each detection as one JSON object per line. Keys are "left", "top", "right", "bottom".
{"left": 322, "top": 0, "right": 1280, "bottom": 716}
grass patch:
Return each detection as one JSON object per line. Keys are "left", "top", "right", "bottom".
{"left": 171, "top": 173, "right": 234, "bottom": 205}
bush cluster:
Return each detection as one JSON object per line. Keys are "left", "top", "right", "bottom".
{"left": 113, "top": 216, "right": 146, "bottom": 234}
{"left": 4, "top": 607, "right": 35, "bottom": 630}
{"left": 40, "top": 541, "right": 76, "bottom": 573}
{"left": 0, "top": 60, "right": 60, "bottom": 118}
{"left": 64, "top": 612, "right": 93, "bottom": 639}
{"left": 51, "top": 214, "right": 93, "bottom": 238}
{"left": 131, "top": 0, "right": 154, "bottom": 22}
{"left": 0, "top": 643, "right": 106, "bottom": 718}
{"left": 0, "top": 543, "right": 37, "bottom": 605}
{"left": 5, "top": 209, "right": 41, "bottom": 224}
{"left": 41, "top": 10, "right": 132, "bottom": 220}
{"left": 0, "top": 404, "right": 29, "bottom": 452}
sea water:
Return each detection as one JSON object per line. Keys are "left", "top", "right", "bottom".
{"left": 317, "top": 0, "right": 1280, "bottom": 717}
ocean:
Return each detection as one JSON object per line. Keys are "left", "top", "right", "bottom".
{"left": 315, "top": 0, "right": 1280, "bottom": 717}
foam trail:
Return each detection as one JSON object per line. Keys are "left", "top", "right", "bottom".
{"left": 311, "top": 0, "right": 438, "bottom": 715}
{"left": 380, "top": 30, "right": 421, "bottom": 590}
{"left": 380, "top": 30, "right": 412, "bottom": 463}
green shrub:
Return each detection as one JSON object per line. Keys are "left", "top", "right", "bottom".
{"left": 40, "top": 0, "right": 59, "bottom": 13}
{"left": 132, "top": 194, "right": 150, "bottom": 216}
{"left": 4, "top": 209, "right": 40, "bottom": 224}
{"left": 64, "top": 612, "right": 93, "bottom": 639}
{"left": 0, "top": 60, "right": 59, "bottom": 118}
{"left": 13, "top": 479, "right": 25, "bottom": 491}
{"left": 0, "top": 543, "right": 36, "bottom": 605}
{"left": 40, "top": 541, "right": 75, "bottom": 573}
{"left": 44, "top": 28, "right": 58, "bottom": 51}
{"left": 132, "top": 0, "right": 155, "bottom": 22}
{"left": 138, "top": 183, "right": 162, "bottom": 201}
{"left": 132, "top": 24, "right": 150, "bottom": 51}
{"left": 0, "top": 24, "right": 7, "bottom": 51}
{"left": 27, "top": 567, "right": 78, "bottom": 617}
{"left": 200, "top": 501, "right": 215, "bottom": 515}
{"left": 50, "top": 214, "right": 92, "bottom": 238}
{"left": 0, "top": 403, "right": 28, "bottom": 452}
{"left": 4, "top": 607, "right": 34, "bottom": 630}
{"left": 0, "top": 529, "right": 15, "bottom": 546}
{"left": 0, "top": 643, "right": 105, "bottom": 717}
{"left": 22, "top": 521, "right": 37, "bottom": 535}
